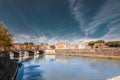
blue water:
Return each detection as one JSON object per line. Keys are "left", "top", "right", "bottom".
{"left": 17, "top": 55, "right": 120, "bottom": 80}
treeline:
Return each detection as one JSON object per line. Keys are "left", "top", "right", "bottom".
{"left": 88, "top": 40, "right": 105, "bottom": 48}
{"left": 88, "top": 40, "right": 120, "bottom": 48}
{"left": 105, "top": 41, "right": 120, "bottom": 47}
{"left": 14, "top": 42, "right": 40, "bottom": 51}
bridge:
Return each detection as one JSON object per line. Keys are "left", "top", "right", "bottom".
{"left": 0, "top": 50, "right": 44, "bottom": 80}
{"left": 11, "top": 50, "right": 45, "bottom": 58}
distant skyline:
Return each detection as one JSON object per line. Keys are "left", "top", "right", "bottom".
{"left": 0, "top": 0, "right": 120, "bottom": 43}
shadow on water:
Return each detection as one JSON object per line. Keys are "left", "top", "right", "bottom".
{"left": 22, "top": 55, "right": 45, "bottom": 80}
{"left": 13, "top": 55, "right": 45, "bottom": 80}
{"left": 15, "top": 63, "right": 24, "bottom": 80}
{"left": 22, "top": 64, "right": 44, "bottom": 80}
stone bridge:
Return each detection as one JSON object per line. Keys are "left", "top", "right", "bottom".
{"left": 0, "top": 49, "right": 45, "bottom": 80}
{"left": 11, "top": 50, "right": 45, "bottom": 58}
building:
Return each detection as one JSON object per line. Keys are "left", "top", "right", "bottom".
{"left": 12, "top": 43, "right": 22, "bottom": 50}
{"left": 55, "top": 42, "right": 70, "bottom": 49}
{"left": 94, "top": 43, "right": 108, "bottom": 48}
{"left": 55, "top": 42, "right": 90, "bottom": 49}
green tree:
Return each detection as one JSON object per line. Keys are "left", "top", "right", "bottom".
{"left": 27, "top": 43, "right": 34, "bottom": 50}
{"left": 22, "top": 42, "right": 34, "bottom": 50}
{"left": 105, "top": 41, "right": 120, "bottom": 48}
{"left": 96, "top": 40, "right": 105, "bottom": 43}
{"left": 50, "top": 45, "right": 55, "bottom": 49}
{"left": 34, "top": 45, "right": 40, "bottom": 51}
{"left": 88, "top": 41, "right": 95, "bottom": 48}
{"left": 95, "top": 40, "right": 105, "bottom": 48}
{"left": 0, "top": 22, "right": 13, "bottom": 50}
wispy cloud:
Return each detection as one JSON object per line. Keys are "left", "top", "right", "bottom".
{"left": 88, "top": 0, "right": 120, "bottom": 35}
{"left": 13, "top": 32, "right": 86, "bottom": 44}
{"left": 69, "top": 0, "right": 120, "bottom": 40}
{"left": 1, "top": 0, "right": 120, "bottom": 43}
{"left": 14, "top": 34, "right": 69, "bottom": 44}
{"left": 69, "top": 0, "right": 86, "bottom": 32}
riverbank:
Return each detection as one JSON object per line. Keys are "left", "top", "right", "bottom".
{"left": 45, "top": 48, "right": 120, "bottom": 59}
{"left": 46, "top": 53, "right": 120, "bottom": 60}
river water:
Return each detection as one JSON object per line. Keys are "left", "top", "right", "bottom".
{"left": 16, "top": 55, "right": 120, "bottom": 80}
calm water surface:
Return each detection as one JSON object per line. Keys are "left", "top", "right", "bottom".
{"left": 17, "top": 55, "right": 120, "bottom": 80}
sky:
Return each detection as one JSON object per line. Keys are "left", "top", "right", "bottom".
{"left": 0, "top": 0, "right": 120, "bottom": 44}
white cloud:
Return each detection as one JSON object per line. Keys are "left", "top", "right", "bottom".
{"left": 13, "top": 33, "right": 71, "bottom": 44}
{"left": 13, "top": 32, "right": 88, "bottom": 44}
{"left": 69, "top": 0, "right": 120, "bottom": 40}
{"left": 12, "top": 0, "right": 120, "bottom": 43}
{"left": 69, "top": 0, "right": 86, "bottom": 31}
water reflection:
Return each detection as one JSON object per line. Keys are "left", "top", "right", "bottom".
{"left": 14, "top": 55, "right": 120, "bottom": 80}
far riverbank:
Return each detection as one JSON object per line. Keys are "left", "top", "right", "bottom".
{"left": 45, "top": 48, "right": 120, "bottom": 60}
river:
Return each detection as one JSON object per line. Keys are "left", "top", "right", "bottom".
{"left": 15, "top": 55, "right": 120, "bottom": 80}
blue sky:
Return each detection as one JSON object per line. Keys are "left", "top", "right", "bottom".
{"left": 0, "top": 0, "right": 120, "bottom": 43}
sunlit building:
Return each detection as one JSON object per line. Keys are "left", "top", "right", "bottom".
{"left": 55, "top": 42, "right": 70, "bottom": 49}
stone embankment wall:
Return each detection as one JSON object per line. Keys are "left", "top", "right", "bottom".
{"left": 44, "top": 48, "right": 120, "bottom": 59}
{"left": 0, "top": 51, "right": 10, "bottom": 79}
{"left": 0, "top": 51, "right": 18, "bottom": 80}
{"left": 45, "top": 49, "right": 55, "bottom": 54}
{"left": 55, "top": 48, "right": 120, "bottom": 56}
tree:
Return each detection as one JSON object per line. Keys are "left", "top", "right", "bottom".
{"left": 22, "top": 42, "right": 34, "bottom": 50}
{"left": 50, "top": 45, "right": 55, "bottom": 49}
{"left": 88, "top": 41, "right": 95, "bottom": 48}
{"left": 105, "top": 41, "right": 120, "bottom": 48}
{"left": 96, "top": 40, "right": 105, "bottom": 43}
{"left": 27, "top": 43, "right": 34, "bottom": 50}
{"left": 95, "top": 40, "right": 105, "bottom": 48}
{"left": 0, "top": 22, "right": 13, "bottom": 50}
{"left": 34, "top": 45, "right": 40, "bottom": 51}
